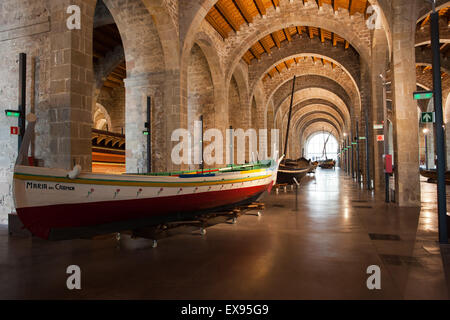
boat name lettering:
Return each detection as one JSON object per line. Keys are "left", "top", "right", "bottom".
{"left": 26, "top": 182, "right": 48, "bottom": 190}
{"left": 55, "top": 184, "right": 75, "bottom": 191}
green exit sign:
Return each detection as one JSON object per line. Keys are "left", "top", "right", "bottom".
{"left": 143, "top": 131, "right": 150, "bottom": 135}
{"left": 421, "top": 112, "right": 435, "bottom": 123}
{"left": 5, "top": 110, "right": 21, "bottom": 118}
{"left": 413, "top": 91, "right": 433, "bottom": 100}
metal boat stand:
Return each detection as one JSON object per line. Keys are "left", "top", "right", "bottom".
{"left": 129, "top": 202, "right": 265, "bottom": 248}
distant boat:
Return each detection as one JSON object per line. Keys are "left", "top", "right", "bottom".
{"left": 277, "top": 158, "right": 311, "bottom": 184}
{"left": 13, "top": 115, "right": 282, "bottom": 241}
{"left": 319, "top": 159, "right": 336, "bottom": 169}
{"left": 277, "top": 75, "right": 311, "bottom": 185}
{"left": 419, "top": 168, "right": 450, "bottom": 184}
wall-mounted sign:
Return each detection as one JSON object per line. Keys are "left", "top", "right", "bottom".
{"left": 359, "top": 137, "right": 366, "bottom": 140}
{"left": 10, "top": 126, "right": 19, "bottom": 135}
{"left": 5, "top": 110, "right": 21, "bottom": 118}
{"left": 376, "top": 135, "right": 384, "bottom": 142}
{"left": 421, "top": 112, "right": 435, "bottom": 123}
{"left": 373, "top": 124, "right": 384, "bottom": 130}
{"left": 413, "top": 91, "right": 433, "bottom": 100}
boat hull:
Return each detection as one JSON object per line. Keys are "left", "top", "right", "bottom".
{"left": 13, "top": 162, "right": 278, "bottom": 240}
{"left": 276, "top": 167, "right": 309, "bottom": 184}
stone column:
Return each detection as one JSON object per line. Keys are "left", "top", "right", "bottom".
{"left": 48, "top": 0, "right": 96, "bottom": 170}
{"left": 371, "top": 29, "right": 390, "bottom": 190}
{"left": 360, "top": 59, "right": 374, "bottom": 189}
{"left": 124, "top": 74, "right": 166, "bottom": 174}
{"left": 391, "top": 0, "right": 420, "bottom": 207}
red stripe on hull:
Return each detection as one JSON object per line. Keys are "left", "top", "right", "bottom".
{"left": 17, "top": 183, "right": 273, "bottom": 240}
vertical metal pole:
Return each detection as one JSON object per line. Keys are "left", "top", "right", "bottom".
{"left": 431, "top": 5, "right": 448, "bottom": 243}
{"left": 351, "top": 130, "right": 355, "bottom": 179}
{"left": 147, "top": 97, "right": 152, "bottom": 173}
{"left": 356, "top": 121, "right": 361, "bottom": 184}
{"left": 425, "top": 133, "right": 429, "bottom": 170}
{"left": 229, "top": 125, "right": 233, "bottom": 165}
{"left": 382, "top": 77, "right": 389, "bottom": 202}
{"left": 200, "top": 115, "right": 204, "bottom": 171}
{"left": 347, "top": 137, "right": 350, "bottom": 174}
{"left": 284, "top": 76, "right": 296, "bottom": 157}
{"left": 365, "top": 108, "right": 371, "bottom": 190}
{"left": 18, "top": 53, "right": 27, "bottom": 152}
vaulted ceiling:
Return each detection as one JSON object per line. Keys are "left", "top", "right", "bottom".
{"left": 206, "top": 0, "right": 371, "bottom": 40}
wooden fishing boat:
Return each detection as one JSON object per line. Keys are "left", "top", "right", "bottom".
{"left": 13, "top": 115, "right": 281, "bottom": 241}
{"left": 277, "top": 159, "right": 310, "bottom": 184}
{"left": 319, "top": 159, "right": 336, "bottom": 169}
{"left": 420, "top": 168, "right": 450, "bottom": 184}
{"left": 276, "top": 75, "right": 312, "bottom": 185}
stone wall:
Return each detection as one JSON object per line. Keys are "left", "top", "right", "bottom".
{"left": 0, "top": 0, "right": 52, "bottom": 223}
{"left": 97, "top": 86, "right": 125, "bottom": 133}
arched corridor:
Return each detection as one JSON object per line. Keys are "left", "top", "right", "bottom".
{"left": 2, "top": 0, "right": 450, "bottom": 302}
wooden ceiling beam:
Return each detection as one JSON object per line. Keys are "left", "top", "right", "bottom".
{"left": 332, "top": 32, "right": 337, "bottom": 46}
{"left": 332, "top": 0, "right": 338, "bottom": 13}
{"left": 205, "top": 14, "right": 228, "bottom": 39}
{"left": 103, "top": 80, "right": 120, "bottom": 88}
{"left": 107, "top": 76, "right": 124, "bottom": 84}
{"left": 283, "top": 29, "right": 292, "bottom": 42}
{"left": 308, "top": 26, "right": 314, "bottom": 39}
{"left": 232, "top": 0, "right": 253, "bottom": 24}
{"left": 253, "top": 0, "right": 266, "bottom": 16}
{"left": 271, "top": 0, "right": 277, "bottom": 10}
{"left": 320, "top": 28, "right": 325, "bottom": 43}
{"left": 316, "top": 0, "right": 323, "bottom": 9}
{"left": 259, "top": 40, "right": 271, "bottom": 55}
{"left": 364, "top": 0, "right": 370, "bottom": 19}
{"left": 345, "top": 40, "right": 349, "bottom": 49}
{"left": 271, "top": 32, "right": 281, "bottom": 48}
{"left": 296, "top": 26, "right": 302, "bottom": 35}
{"left": 284, "top": 61, "right": 289, "bottom": 69}
{"left": 250, "top": 47, "right": 260, "bottom": 60}
{"left": 214, "top": 3, "right": 239, "bottom": 32}
{"left": 275, "top": 65, "right": 281, "bottom": 74}
{"left": 348, "top": 0, "right": 354, "bottom": 16}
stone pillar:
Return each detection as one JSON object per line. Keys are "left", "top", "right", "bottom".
{"left": 124, "top": 74, "right": 168, "bottom": 174}
{"left": 360, "top": 59, "right": 374, "bottom": 189}
{"left": 391, "top": 0, "right": 420, "bottom": 207}
{"left": 48, "top": 0, "right": 96, "bottom": 170}
{"left": 371, "top": 29, "right": 389, "bottom": 190}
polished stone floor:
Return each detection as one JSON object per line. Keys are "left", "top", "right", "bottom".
{"left": 1, "top": 168, "right": 450, "bottom": 299}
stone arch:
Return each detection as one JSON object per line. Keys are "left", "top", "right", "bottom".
{"left": 93, "top": 103, "right": 113, "bottom": 131}
{"left": 188, "top": 43, "right": 215, "bottom": 136}
{"left": 273, "top": 82, "right": 352, "bottom": 130}
{"left": 101, "top": 0, "right": 177, "bottom": 172}
{"left": 300, "top": 119, "right": 342, "bottom": 149}
{"left": 285, "top": 112, "right": 342, "bottom": 159}
{"left": 193, "top": 31, "right": 227, "bottom": 131}
{"left": 222, "top": 1, "right": 373, "bottom": 87}
{"left": 302, "top": 122, "right": 341, "bottom": 155}
{"left": 263, "top": 61, "right": 360, "bottom": 116}
{"left": 228, "top": 63, "right": 250, "bottom": 129}
{"left": 252, "top": 81, "right": 267, "bottom": 130}
{"left": 303, "top": 130, "right": 340, "bottom": 160}
{"left": 248, "top": 35, "right": 361, "bottom": 95}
